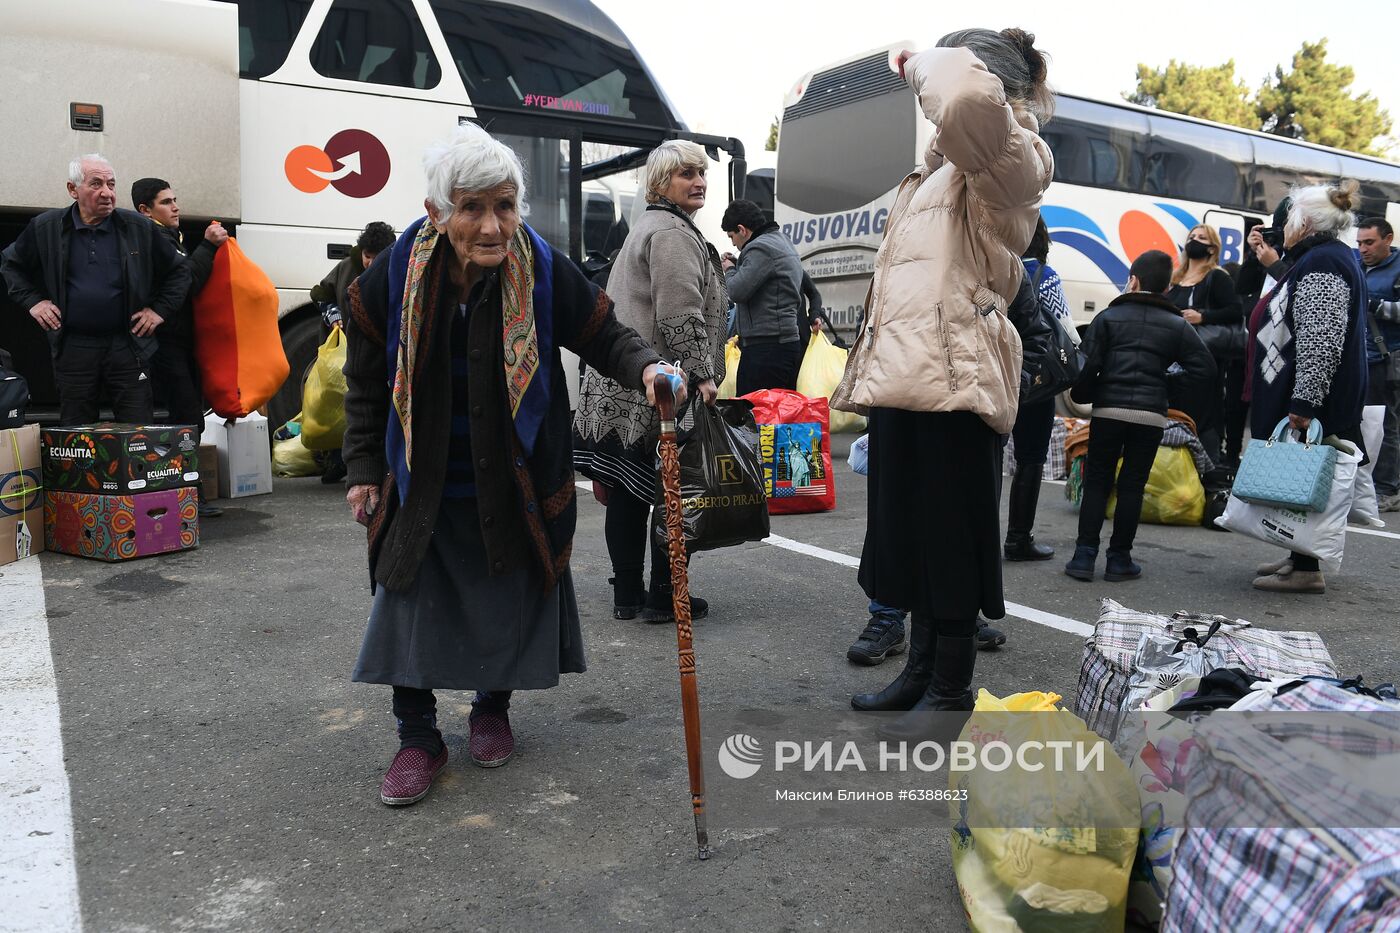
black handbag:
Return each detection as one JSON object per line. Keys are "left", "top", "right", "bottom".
{"left": 651, "top": 399, "right": 770, "bottom": 552}
{"left": 0, "top": 347, "right": 29, "bottom": 429}
{"left": 1195, "top": 321, "right": 1246, "bottom": 359}
{"left": 1021, "top": 268, "right": 1085, "bottom": 405}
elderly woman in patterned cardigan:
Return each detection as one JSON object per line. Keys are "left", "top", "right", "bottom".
{"left": 342, "top": 124, "right": 676, "bottom": 807}
{"left": 1249, "top": 180, "right": 1368, "bottom": 594}
{"left": 574, "top": 140, "right": 728, "bottom": 624}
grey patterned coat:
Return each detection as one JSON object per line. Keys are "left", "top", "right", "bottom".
{"left": 574, "top": 203, "right": 727, "bottom": 451}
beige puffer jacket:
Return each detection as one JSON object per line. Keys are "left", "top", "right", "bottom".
{"left": 831, "top": 46, "right": 1054, "bottom": 434}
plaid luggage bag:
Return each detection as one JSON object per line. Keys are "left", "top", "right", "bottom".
{"left": 1074, "top": 598, "right": 1337, "bottom": 742}
{"left": 1163, "top": 682, "right": 1400, "bottom": 932}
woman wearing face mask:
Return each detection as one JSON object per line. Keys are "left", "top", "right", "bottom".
{"left": 574, "top": 140, "right": 727, "bottom": 623}
{"left": 1168, "top": 225, "right": 1243, "bottom": 468}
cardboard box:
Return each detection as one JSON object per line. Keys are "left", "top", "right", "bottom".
{"left": 199, "top": 443, "right": 220, "bottom": 502}
{"left": 202, "top": 413, "right": 272, "bottom": 498}
{"left": 1, "top": 423, "right": 45, "bottom": 566}
{"left": 42, "top": 423, "right": 199, "bottom": 495}
{"left": 45, "top": 487, "right": 198, "bottom": 561}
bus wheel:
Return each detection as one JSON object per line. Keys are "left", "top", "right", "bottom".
{"left": 267, "top": 311, "right": 322, "bottom": 432}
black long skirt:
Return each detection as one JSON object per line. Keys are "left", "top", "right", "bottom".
{"left": 858, "top": 408, "right": 1006, "bottom": 621}
{"left": 352, "top": 498, "right": 585, "bottom": 691}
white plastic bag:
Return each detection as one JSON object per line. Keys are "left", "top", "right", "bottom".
{"left": 1217, "top": 440, "right": 1362, "bottom": 573}
{"left": 848, "top": 433, "right": 869, "bottom": 476}
{"left": 1348, "top": 405, "right": 1385, "bottom": 527}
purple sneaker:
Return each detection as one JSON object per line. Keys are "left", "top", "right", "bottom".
{"left": 468, "top": 707, "right": 515, "bottom": 768}
{"left": 380, "top": 746, "right": 448, "bottom": 806}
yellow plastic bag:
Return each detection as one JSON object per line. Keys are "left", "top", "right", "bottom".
{"left": 796, "top": 331, "right": 865, "bottom": 433}
{"left": 951, "top": 689, "right": 1139, "bottom": 933}
{"left": 272, "top": 414, "right": 322, "bottom": 477}
{"left": 1107, "top": 445, "right": 1204, "bottom": 526}
{"left": 718, "top": 336, "right": 741, "bottom": 399}
{"left": 300, "top": 324, "right": 347, "bottom": 451}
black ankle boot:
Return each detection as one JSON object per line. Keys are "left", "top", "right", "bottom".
{"left": 643, "top": 559, "right": 708, "bottom": 622}
{"left": 880, "top": 634, "right": 976, "bottom": 740}
{"left": 609, "top": 575, "right": 646, "bottom": 620}
{"left": 1004, "top": 464, "right": 1054, "bottom": 560}
{"left": 852, "top": 615, "right": 934, "bottom": 710}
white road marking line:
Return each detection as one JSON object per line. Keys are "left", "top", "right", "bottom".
{"left": 0, "top": 558, "right": 82, "bottom": 932}
{"left": 578, "top": 479, "right": 1094, "bottom": 636}
{"left": 762, "top": 534, "right": 1093, "bottom": 637}
{"left": 1037, "top": 479, "right": 1400, "bottom": 540}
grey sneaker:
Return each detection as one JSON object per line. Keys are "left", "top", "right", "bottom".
{"left": 1379, "top": 493, "right": 1400, "bottom": 513}
{"left": 846, "top": 616, "right": 907, "bottom": 666}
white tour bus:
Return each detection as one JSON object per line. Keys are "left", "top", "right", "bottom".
{"left": 0, "top": 0, "right": 747, "bottom": 424}
{"left": 775, "top": 43, "right": 1400, "bottom": 340}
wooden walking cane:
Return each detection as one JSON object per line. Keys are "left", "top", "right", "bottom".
{"left": 653, "top": 372, "right": 711, "bottom": 860}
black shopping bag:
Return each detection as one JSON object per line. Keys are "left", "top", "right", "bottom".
{"left": 653, "top": 399, "right": 769, "bottom": 552}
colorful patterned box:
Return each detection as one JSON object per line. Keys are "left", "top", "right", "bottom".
{"left": 42, "top": 423, "right": 199, "bottom": 495}
{"left": 44, "top": 487, "right": 199, "bottom": 562}
{"left": 1, "top": 423, "right": 45, "bottom": 566}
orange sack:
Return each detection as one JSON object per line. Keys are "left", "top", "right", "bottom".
{"left": 193, "top": 238, "right": 289, "bottom": 418}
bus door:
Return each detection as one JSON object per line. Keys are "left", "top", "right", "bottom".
{"left": 1204, "top": 209, "right": 1247, "bottom": 266}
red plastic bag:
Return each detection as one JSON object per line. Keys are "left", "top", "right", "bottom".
{"left": 193, "top": 238, "right": 290, "bottom": 418}
{"left": 740, "top": 389, "right": 836, "bottom": 514}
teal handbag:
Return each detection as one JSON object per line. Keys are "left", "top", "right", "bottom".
{"left": 1233, "top": 418, "right": 1338, "bottom": 512}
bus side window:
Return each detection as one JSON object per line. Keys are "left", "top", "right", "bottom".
{"left": 310, "top": 0, "right": 442, "bottom": 90}
{"left": 1146, "top": 116, "right": 1251, "bottom": 208}
{"left": 231, "top": 0, "right": 314, "bottom": 79}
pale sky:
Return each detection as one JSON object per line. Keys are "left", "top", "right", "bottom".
{"left": 595, "top": 0, "right": 1400, "bottom": 161}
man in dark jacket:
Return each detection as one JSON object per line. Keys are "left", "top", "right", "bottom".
{"left": 1066, "top": 250, "right": 1215, "bottom": 583}
{"left": 310, "top": 221, "right": 396, "bottom": 321}
{"left": 132, "top": 177, "right": 227, "bottom": 515}
{"left": 1, "top": 155, "right": 190, "bottom": 424}
{"left": 721, "top": 199, "right": 810, "bottom": 394}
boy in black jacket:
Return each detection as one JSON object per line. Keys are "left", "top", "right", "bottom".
{"left": 1066, "top": 250, "right": 1215, "bottom": 581}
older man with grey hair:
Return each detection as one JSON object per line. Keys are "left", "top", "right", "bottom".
{"left": 1, "top": 154, "right": 189, "bottom": 424}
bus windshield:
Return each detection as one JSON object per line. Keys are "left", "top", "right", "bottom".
{"left": 777, "top": 53, "right": 913, "bottom": 215}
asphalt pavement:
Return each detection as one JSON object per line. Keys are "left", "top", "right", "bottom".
{"left": 14, "top": 432, "right": 1400, "bottom": 932}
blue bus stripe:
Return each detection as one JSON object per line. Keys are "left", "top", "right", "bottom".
{"left": 1040, "top": 205, "right": 1109, "bottom": 243}
{"left": 1050, "top": 231, "right": 1131, "bottom": 288}
{"left": 1153, "top": 202, "right": 1200, "bottom": 232}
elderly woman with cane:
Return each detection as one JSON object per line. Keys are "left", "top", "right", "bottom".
{"left": 835, "top": 28, "right": 1054, "bottom": 738}
{"left": 342, "top": 124, "right": 680, "bottom": 806}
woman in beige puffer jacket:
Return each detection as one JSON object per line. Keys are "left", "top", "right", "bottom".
{"left": 841, "top": 28, "right": 1054, "bottom": 734}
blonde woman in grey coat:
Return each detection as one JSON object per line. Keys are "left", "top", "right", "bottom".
{"left": 574, "top": 140, "right": 728, "bottom": 623}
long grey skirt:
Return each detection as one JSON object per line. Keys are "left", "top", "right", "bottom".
{"left": 352, "top": 498, "right": 585, "bottom": 691}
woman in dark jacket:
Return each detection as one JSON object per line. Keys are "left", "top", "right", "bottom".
{"left": 1248, "top": 181, "right": 1368, "bottom": 594}
{"left": 342, "top": 124, "right": 672, "bottom": 807}
{"left": 1004, "top": 217, "right": 1071, "bottom": 562}
{"left": 1168, "top": 224, "right": 1243, "bottom": 468}
{"left": 1066, "top": 250, "right": 1214, "bottom": 582}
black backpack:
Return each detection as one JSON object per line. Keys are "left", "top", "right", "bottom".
{"left": 0, "top": 348, "right": 29, "bottom": 428}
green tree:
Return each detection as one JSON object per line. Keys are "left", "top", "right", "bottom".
{"left": 766, "top": 117, "right": 778, "bottom": 152}
{"left": 1255, "top": 40, "right": 1392, "bottom": 155}
{"left": 1126, "top": 60, "right": 1255, "bottom": 129}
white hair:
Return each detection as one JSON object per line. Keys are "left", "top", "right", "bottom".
{"left": 1286, "top": 179, "right": 1360, "bottom": 242}
{"left": 643, "top": 140, "right": 709, "bottom": 204}
{"left": 68, "top": 153, "right": 113, "bottom": 185}
{"left": 423, "top": 124, "right": 528, "bottom": 222}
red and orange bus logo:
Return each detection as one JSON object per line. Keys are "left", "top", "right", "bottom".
{"left": 284, "top": 129, "right": 391, "bottom": 198}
